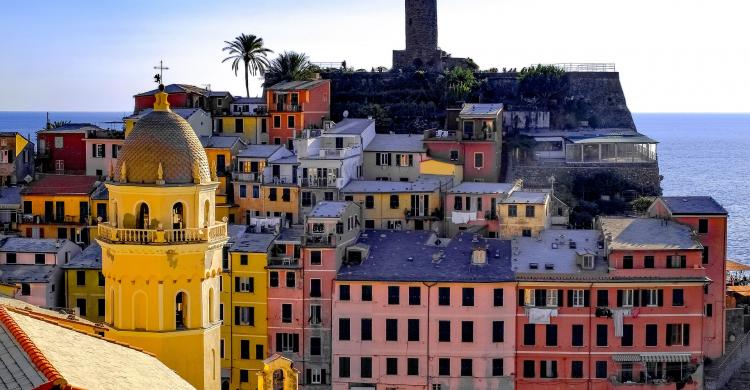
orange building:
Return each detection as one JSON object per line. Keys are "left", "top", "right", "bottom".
{"left": 200, "top": 135, "right": 247, "bottom": 224}
{"left": 266, "top": 80, "right": 331, "bottom": 149}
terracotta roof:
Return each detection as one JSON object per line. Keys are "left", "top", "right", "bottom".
{"left": 21, "top": 175, "right": 99, "bottom": 196}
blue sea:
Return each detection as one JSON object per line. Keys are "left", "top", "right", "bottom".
{"left": 0, "top": 111, "right": 748, "bottom": 261}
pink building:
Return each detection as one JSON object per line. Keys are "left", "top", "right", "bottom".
{"left": 445, "top": 181, "right": 519, "bottom": 237}
{"left": 332, "top": 231, "right": 516, "bottom": 390}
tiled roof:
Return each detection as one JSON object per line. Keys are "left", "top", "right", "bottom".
{"left": 63, "top": 242, "right": 101, "bottom": 270}
{"left": 659, "top": 196, "right": 728, "bottom": 215}
{"left": 449, "top": 182, "right": 515, "bottom": 195}
{"left": 208, "top": 91, "right": 231, "bottom": 97}
{"left": 232, "top": 97, "right": 265, "bottom": 104}
{"left": 502, "top": 191, "right": 548, "bottom": 204}
{"left": 199, "top": 135, "right": 244, "bottom": 149}
{"left": 39, "top": 123, "right": 103, "bottom": 134}
{"left": 126, "top": 108, "right": 204, "bottom": 121}
{"left": 0, "top": 321, "right": 47, "bottom": 390}
{"left": 230, "top": 233, "right": 276, "bottom": 253}
{"left": 0, "top": 187, "right": 22, "bottom": 207}
{"left": 267, "top": 79, "right": 328, "bottom": 91}
{"left": 21, "top": 175, "right": 99, "bottom": 196}
{"left": 309, "top": 201, "right": 350, "bottom": 218}
{"left": 459, "top": 103, "right": 503, "bottom": 117}
{"left": 276, "top": 226, "right": 304, "bottom": 243}
{"left": 341, "top": 176, "right": 444, "bottom": 193}
{"left": 600, "top": 217, "right": 703, "bottom": 251}
{"left": 326, "top": 119, "right": 375, "bottom": 135}
{"left": 134, "top": 83, "right": 208, "bottom": 97}
{"left": 90, "top": 182, "right": 109, "bottom": 200}
{"left": 512, "top": 230, "right": 603, "bottom": 275}
{"left": 364, "top": 134, "right": 425, "bottom": 152}
{"left": 0, "top": 265, "right": 58, "bottom": 283}
{"left": 237, "top": 144, "right": 286, "bottom": 159}
{"left": 0, "top": 238, "right": 71, "bottom": 253}
{"left": 337, "top": 231, "right": 513, "bottom": 283}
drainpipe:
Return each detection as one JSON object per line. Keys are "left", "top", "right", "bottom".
{"left": 422, "top": 282, "right": 436, "bottom": 389}
{"left": 588, "top": 282, "right": 594, "bottom": 390}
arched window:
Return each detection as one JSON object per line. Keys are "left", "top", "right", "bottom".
{"left": 136, "top": 203, "right": 149, "bottom": 229}
{"left": 175, "top": 292, "right": 187, "bottom": 329}
{"left": 208, "top": 287, "right": 215, "bottom": 324}
{"left": 172, "top": 203, "right": 185, "bottom": 229}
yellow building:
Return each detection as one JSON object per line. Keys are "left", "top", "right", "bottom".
{"left": 221, "top": 232, "right": 275, "bottom": 390}
{"left": 63, "top": 242, "right": 105, "bottom": 323}
{"left": 497, "top": 190, "right": 551, "bottom": 238}
{"left": 201, "top": 135, "right": 247, "bottom": 224}
{"left": 215, "top": 115, "right": 269, "bottom": 145}
{"left": 97, "top": 88, "right": 228, "bottom": 390}
{"left": 340, "top": 176, "right": 450, "bottom": 232}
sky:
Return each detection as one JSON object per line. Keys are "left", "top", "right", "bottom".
{"left": 1, "top": 0, "right": 748, "bottom": 112}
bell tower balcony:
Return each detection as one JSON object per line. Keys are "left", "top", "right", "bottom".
{"left": 97, "top": 221, "right": 227, "bottom": 244}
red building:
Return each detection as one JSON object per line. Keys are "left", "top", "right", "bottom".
{"left": 649, "top": 196, "right": 728, "bottom": 359}
{"left": 36, "top": 124, "right": 103, "bottom": 175}
{"left": 133, "top": 84, "right": 232, "bottom": 116}
{"left": 266, "top": 80, "right": 331, "bottom": 150}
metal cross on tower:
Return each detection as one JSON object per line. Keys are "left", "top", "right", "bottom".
{"left": 153, "top": 60, "right": 170, "bottom": 84}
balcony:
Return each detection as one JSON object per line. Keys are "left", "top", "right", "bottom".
{"left": 303, "top": 233, "right": 337, "bottom": 247}
{"left": 424, "top": 129, "right": 457, "bottom": 140}
{"left": 268, "top": 256, "right": 300, "bottom": 268}
{"left": 271, "top": 103, "right": 302, "bottom": 113}
{"left": 21, "top": 214, "right": 88, "bottom": 225}
{"left": 233, "top": 172, "right": 261, "bottom": 183}
{"left": 315, "top": 146, "right": 361, "bottom": 159}
{"left": 301, "top": 176, "right": 340, "bottom": 188}
{"left": 97, "top": 222, "right": 227, "bottom": 245}
{"left": 405, "top": 208, "right": 440, "bottom": 220}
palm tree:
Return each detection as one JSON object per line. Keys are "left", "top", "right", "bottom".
{"left": 264, "top": 51, "right": 317, "bottom": 87}
{"left": 222, "top": 34, "right": 272, "bottom": 98}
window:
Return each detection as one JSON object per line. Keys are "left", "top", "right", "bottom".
{"left": 240, "top": 255, "right": 248, "bottom": 265}
{"left": 596, "top": 324, "right": 608, "bottom": 346}
{"left": 623, "top": 255, "right": 633, "bottom": 269}
{"left": 545, "top": 324, "right": 558, "bottom": 346}
{"left": 239, "top": 185, "right": 247, "bottom": 198}
{"left": 572, "top": 324, "right": 584, "bottom": 347}
{"left": 98, "top": 299, "right": 105, "bottom": 316}
{"left": 449, "top": 150, "right": 459, "bottom": 161}
{"left": 622, "top": 324, "right": 634, "bottom": 346}
{"left": 386, "top": 319, "right": 398, "bottom": 341}
{"left": 439, "top": 358, "right": 450, "bottom": 376}
{"left": 240, "top": 370, "right": 249, "bottom": 383}
{"left": 363, "top": 195, "right": 375, "bottom": 209}
{"left": 474, "top": 153, "right": 483, "bottom": 168}
{"left": 508, "top": 205, "right": 517, "bottom": 217}
{"left": 269, "top": 271, "right": 279, "bottom": 287}
{"left": 235, "top": 306, "right": 255, "bottom": 326}
{"left": 525, "top": 205, "right": 535, "bottom": 218}
{"left": 597, "top": 290, "right": 608, "bottom": 306}
{"left": 386, "top": 358, "right": 398, "bottom": 375}
{"left": 310, "top": 304, "right": 321, "bottom": 325}
{"left": 672, "top": 289, "right": 684, "bottom": 306}
{"left": 287, "top": 115, "right": 295, "bottom": 129}
{"left": 339, "top": 285, "right": 350, "bottom": 301}
{"left": 667, "top": 255, "right": 686, "bottom": 269}
{"left": 54, "top": 136, "right": 63, "bottom": 148}
{"left": 407, "top": 358, "right": 419, "bottom": 376}
{"left": 361, "top": 318, "right": 372, "bottom": 341}
{"left": 234, "top": 277, "right": 254, "bottom": 293}
{"left": 595, "top": 361, "right": 607, "bottom": 378}
{"left": 644, "top": 255, "right": 655, "bottom": 268}
{"left": 310, "top": 251, "right": 321, "bottom": 265}
{"left": 339, "top": 318, "right": 350, "bottom": 340}
{"left": 268, "top": 188, "right": 277, "bottom": 201}
{"left": 325, "top": 191, "right": 334, "bottom": 201}
{"left": 338, "top": 357, "right": 350, "bottom": 378}
{"left": 255, "top": 344, "right": 264, "bottom": 359}
{"left": 540, "top": 360, "right": 558, "bottom": 378}
{"left": 35, "top": 253, "right": 45, "bottom": 264}
{"left": 310, "top": 337, "right": 320, "bottom": 356}
{"left": 619, "top": 289, "right": 635, "bottom": 307}
{"left": 646, "top": 324, "right": 658, "bottom": 346}
{"left": 388, "top": 286, "right": 400, "bottom": 304}
{"left": 252, "top": 186, "right": 260, "bottom": 199}
{"left": 492, "top": 321, "right": 504, "bottom": 342}
{"left": 571, "top": 361, "right": 584, "bottom": 378}
{"left": 493, "top": 288, "right": 504, "bottom": 306}
{"left": 523, "top": 360, "right": 535, "bottom": 378}
{"left": 76, "top": 270, "right": 86, "bottom": 286}
{"left": 645, "top": 289, "right": 660, "bottom": 307}
{"left": 376, "top": 152, "right": 391, "bottom": 166}
{"left": 360, "top": 357, "right": 372, "bottom": 378}
{"left": 438, "top": 287, "right": 450, "bottom": 306}
{"left": 389, "top": 195, "right": 399, "bottom": 209}
{"left": 522, "top": 289, "right": 536, "bottom": 306}
{"left": 281, "top": 188, "right": 291, "bottom": 202}
{"left": 361, "top": 285, "right": 372, "bottom": 301}
{"left": 76, "top": 298, "right": 86, "bottom": 316}
{"left": 492, "top": 358, "right": 503, "bottom": 376}
{"left": 462, "top": 288, "right": 474, "bottom": 306}
{"left": 698, "top": 218, "right": 709, "bottom": 234}
{"left": 702, "top": 246, "right": 710, "bottom": 264}
{"left": 20, "top": 283, "right": 30, "bottom": 296}
{"left": 582, "top": 254, "right": 594, "bottom": 269}
{"left": 408, "top": 319, "right": 420, "bottom": 341}
{"left": 240, "top": 340, "right": 250, "bottom": 359}
{"left": 276, "top": 333, "right": 298, "bottom": 353}
{"left": 409, "top": 286, "right": 421, "bottom": 305}
{"left": 438, "top": 321, "right": 450, "bottom": 342}
{"left": 453, "top": 196, "right": 462, "bottom": 210}
{"left": 273, "top": 116, "right": 281, "bottom": 128}
{"left": 706, "top": 303, "right": 713, "bottom": 317}
{"left": 667, "top": 324, "right": 690, "bottom": 346}
{"left": 286, "top": 272, "right": 296, "bottom": 288}
{"left": 310, "top": 279, "right": 321, "bottom": 297}
{"left": 546, "top": 289, "right": 558, "bottom": 307}
{"left": 460, "top": 359, "right": 473, "bottom": 377}
{"left": 461, "top": 321, "right": 473, "bottom": 342}
{"left": 281, "top": 304, "right": 292, "bottom": 323}
{"left": 571, "top": 289, "right": 585, "bottom": 307}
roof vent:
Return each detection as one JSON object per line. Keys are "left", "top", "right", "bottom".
{"left": 529, "top": 262, "right": 539, "bottom": 270}
{"left": 472, "top": 234, "right": 480, "bottom": 243}
{"left": 407, "top": 256, "right": 414, "bottom": 262}
{"left": 551, "top": 243, "right": 558, "bottom": 249}
{"left": 545, "top": 263, "right": 555, "bottom": 270}
{"left": 568, "top": 240, "right": 577, "bottom": 249}
{"left": 471, "top": 248, "right": 487, "bottom": 265}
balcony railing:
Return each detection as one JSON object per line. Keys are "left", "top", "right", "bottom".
{"left": 21, "top": 214, "right": 88, "bottom": 225}
{"left": 268, "top": 257, "right": 301, "bottom": 268}
{"left": 97, "top": 222, "right": 227, "bottom": 244}
{"left": 301, "top": 177, "right": 339, "bottom": 188}
{"left": 271, "top": 103, "right": 302, "bottom": 112}
{"left": 303, "top": 233, "right": 337, "bottom": 247}
{"left": 233, "top": 172, "right": 261, "bottom": 183}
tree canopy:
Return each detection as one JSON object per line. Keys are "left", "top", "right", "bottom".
{"left": 222, "top": 34, "right": 272, "bottom": 98}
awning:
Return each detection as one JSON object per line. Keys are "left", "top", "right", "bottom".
{"left": 641, "top": 353, "right": 691, "bottom": 363}
{"left": 727, "top": 259, "right": 750, "bottom": 272}
{"left": 728, "top": 286, "right": 750, "bottom": 296}
{"left": 613, "top": 354, "right": 642, "bottom": 362}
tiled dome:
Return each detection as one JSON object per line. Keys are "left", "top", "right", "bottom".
{"left": 115, "top": 110, "right": 210, "bottom": 185}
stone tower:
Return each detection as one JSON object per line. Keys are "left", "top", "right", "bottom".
{"left": 393, "top": 0, "right": 443, "bottom": 71}
{"left": 98, "top": 86, "right": 227, "bottom": 390}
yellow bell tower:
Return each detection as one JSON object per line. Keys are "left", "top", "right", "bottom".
{"left": 98, "top": 85, "right": 227, "bottom": 390}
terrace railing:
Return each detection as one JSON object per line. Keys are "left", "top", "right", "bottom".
{"left": 98, "top": 222, "right": 227, "bottom": 245}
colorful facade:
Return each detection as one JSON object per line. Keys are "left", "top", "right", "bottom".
{"left": 133, "top": 83, "right": 232, "bottom": 116}
{"left": 37, "top": 123, "right": 103, "bottom": 175}
{"left": 362, "top": 133, "right": 426, "bottom": 182}
{"left": 446, "top": 181, "right": 520, "bottom": 237}
{"left": 216, "top": 97, "right": 269, "bottom": 144}
{"left": 201, "top": 135, "right": 247, "bottom": 224}
{"left": 0, "top": 132, "right": 34, "bottom": 186}
{"left": 266, "top": 80, "right": 331, "bottom": 148}
{"left": 62, "top": 242, "right": 104, "bottom": 322}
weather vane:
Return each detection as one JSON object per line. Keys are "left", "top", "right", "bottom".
{"left": 153, "top": 60, "right": 169, "bottom": 85}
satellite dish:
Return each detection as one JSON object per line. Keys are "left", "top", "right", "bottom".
{"left": 343, "top": 110, "right": 349, "bottom": 118}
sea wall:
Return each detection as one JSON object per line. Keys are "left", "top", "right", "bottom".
{"left": 510, "top": 162, "right": 662, "bottom": 196}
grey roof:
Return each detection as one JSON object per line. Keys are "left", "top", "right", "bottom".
{"left": 134, "top": 84, "right": 209, "bottom": 97}
{"left": 90, "top": 182, "right": 109, "bottom": 200}
{"left": 569, "top": 134, "right": 658, "bottom": 144}
{"left": 40, "top": 123, "right": 103, "bottom": 133}
{"left": 0, "top": 187, "right": 22, "bottom": 207}
{"left": 230, "top": 233, "right": 276, "bottom": 253}
{"left": 237, "top": 144, "right": 285, "bottom": 159}
{"left": 267, "top": 80, "right": 328, "bottom": 91}
{"left": 512, "top": 230, "right": 604, "bottom": 276}
{"left": 0, "top": 324, "right": 47, "bottom": 390}
{"left": 0, "top": 265, "right": 58, "bottom": 283}
{"left": 209, "top": 91, "right": 231, "bottom": 97}
{"left": 309, "top": 201, "right": 350, "bottom": 218}
{"left": 64, "top": 242, "right": 101, "bottom": 269}
{"left": 276, "top": 226, "right": 304, "bottom": 243}
{"left": 0, "top": 238, "right": 70, "bottom": 253}
{"left": 274, "top": 155, "right": 299, "bottom": 165}
{"left": 227, "top": 224, "right": 248, "bottom": 243}
{"left": 364, "top": 134, "right": 425, "bottom": 152}
{"left": 502, "top": 191, "right": 548, "bottom": 204}
{"left": 337, "top": 231, "right": 513, "bottom": 283}
{"left": 341, "top": 176, "right": 444, "bottom": 194}
{"left": 600, "top": 217, "right": 703, "bottom": 251}
{"left": 127, "top": 108, "right": 204, "bottom": 121}
{"left": 232, "top": 97, "right": 265, "bottom": 104}
{"left": 326, "top": 119, "right": 375, "bottom": 135}
{"left": 660, "top": 196, "right": 727, "bottom": 215}
{"left": 449, "top": 182, "right": 515, "bottom": 195}
{"left": 199, "top": 135, "right": 244, "bottom": 149}
{"left": 459, "top": 103, "right": 503, "bottom": 117}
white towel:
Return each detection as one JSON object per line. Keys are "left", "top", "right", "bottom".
{"left": 451, "top": 211, "right": 476, "bottom": 224}
{"left": 527, "top": 308, "right": 558, "bottom": 324}
{"left": 613, "top": 308, "right": 632, "bottom": 337}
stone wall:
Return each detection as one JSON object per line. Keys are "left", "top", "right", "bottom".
{"left": 727, "top": 308, "right": 746, "bottom": 344}
{"left": 510, "top": 162, "right": 662, "bottom": 196}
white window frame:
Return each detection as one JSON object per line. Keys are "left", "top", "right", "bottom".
{"left": 546, "top": 289, "right": 558, "bottom": 307}
{"left": 669, "top": 255, "right": 682, "bottom": 268}
{"left": 238, "top": 277, "right": 253, "bottom": 293}
{"left": 622, "top": 289, "right": 634, "bottom": 307}
{"left": 670, "top": 324, "right": 684, "bottom": 346}
{"left": 524, "top": 289, "right": 535, "bottom": 306}
{"left": 55, "top": 136, "right": 64, "bottom": 148}
{"left": 646, "top": 289, "right": 658, "bottom": 307}
{"left": 238, "top": 307, "right": 253, "bottom": 326}
{"left": 582, "top": 255, "right": 594, "bottom": 269}
{"left": 310, "top": 304, "right": 322, "bottom": 325}
{"left": 398, "top": 154, "right": 410, "bottom": 167}
{"left": 311, "top": 368, "right": 322, "bottom": 384}
{"left": 572, "top": 289, "right": 585, "bottom": 307}
{"left": 94, "top": 143, "right": 105, "bottom": 158}
{"left": 280, "top": 333, "right": 294, "bottom": 352}
{"left": 387, "top": 220, "right": 403, "bottom": 230}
